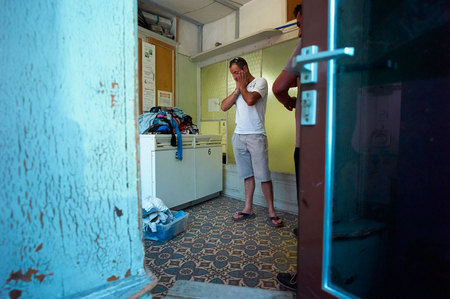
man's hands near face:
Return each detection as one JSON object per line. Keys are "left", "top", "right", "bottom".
{"left": 235, "top": 70, "right": 248, "bottom": 91}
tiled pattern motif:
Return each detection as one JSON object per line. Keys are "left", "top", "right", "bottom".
{"left": 144, "top": 196, "right": 297, "bottom": 298}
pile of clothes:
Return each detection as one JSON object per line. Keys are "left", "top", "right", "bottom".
{"left": 139, "top": 107, "right": 198, "bottom": 161}
{"left": 139, "top": 106, "right": 198, "bottom": 135}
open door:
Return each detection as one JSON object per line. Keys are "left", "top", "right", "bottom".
{"left": 297, "top": 0, "right": 449, "bottom": 297}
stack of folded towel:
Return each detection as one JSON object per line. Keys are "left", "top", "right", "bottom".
{"left": 142, "top": 196, "right": 174, "bottom": 233}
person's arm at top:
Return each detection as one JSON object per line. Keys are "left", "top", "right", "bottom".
{"left": 272, "top": 70, "right": 298, "bottom": 111}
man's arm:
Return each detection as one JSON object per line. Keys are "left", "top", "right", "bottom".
{"left": 239, "top": 87, "right": 261, "bottom": 106}
{"left": 221, "top": 88, "right": 240, "bottom": 111}
{"left": 273, "top": 70, "right": 298, "bottom": 111}
{"left": 222, "top": 86, "right": 261, "bottom": 111}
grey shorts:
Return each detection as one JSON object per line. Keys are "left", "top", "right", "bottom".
{"left": 232, "top": 133, "right": 271, "bottom": 182}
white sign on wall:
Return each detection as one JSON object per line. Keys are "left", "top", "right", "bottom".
{"left": 142, "top": 41, "right": 155, "bottom": 111}
{"left": 208, "top": 98, "right": 220, "bottom": 112}
{"left": 158, "top": 90, "right": 173, "bottom": 107}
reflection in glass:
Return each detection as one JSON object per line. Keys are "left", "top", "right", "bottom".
{"left": 327, "top": 0, "right": 450, "bottom": 298}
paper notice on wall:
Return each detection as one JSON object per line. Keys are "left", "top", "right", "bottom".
{"left": 158, "top": 90, "right": 173, "bottom": 107}
{"left": 208, "top": 98, "right": 220, "bottom": 112}
{"left": 142, "top": 41, "right": 155, "bottom": 111}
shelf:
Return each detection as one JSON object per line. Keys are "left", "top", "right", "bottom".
{"left": 189, "top": 28, "right": 282, "bottom": 62}
{"left": 138, "top": 26, "right": 177, "bottom": 47}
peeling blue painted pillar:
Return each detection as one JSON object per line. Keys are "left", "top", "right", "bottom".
{"left": 0, "top": 1, "right": 152, "bottom": 298}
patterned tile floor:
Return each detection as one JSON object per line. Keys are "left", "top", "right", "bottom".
{"left": 144, "top": 196, "right": 298, "bottom": 298}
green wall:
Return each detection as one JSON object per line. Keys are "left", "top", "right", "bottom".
{"left": 262, "top": 39, "right": 298, "bottom": 174}
{"left": 200, "top": 38, "right": 299, "bottom": 173}
{"left": 200, "top": 61, "right": 228, "bottom": 121}
{"left": 177, "top": 53, "right": 198, "bottom": 123}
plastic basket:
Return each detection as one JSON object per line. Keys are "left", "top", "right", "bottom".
{"left": 143, "top": 212, "right": 189, "bottom": 242}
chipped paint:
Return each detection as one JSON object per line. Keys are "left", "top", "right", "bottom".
{"left": 6, "top": 268, "right": 52, "bottom": 284}
{"left": 9, "top": 289, "right": 22, "bottom": 299}
{"left": 7, "top": 269, "right": 37, "bottom": 283}
{"left": 40, "top": 212, "right": 44, "bottom": 228}
{"left": 114, "top": 207, "right": 123, "bottom": 217}
{"left": 1, "top": 1, "right": 145, "bottom": 298}
{"left": 35, "top": 244, "right": 43, "bottom": 252}
{"left": 107, "top": 275, "right": 120, "bottom": 282}
{"left": 111, "top": 94, "right": 117, "bottom": 107}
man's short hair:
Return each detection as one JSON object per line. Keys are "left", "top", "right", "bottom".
{"left": 294, "top": 4, "right": 302, "bottom": 18}
{"left": 229, "top": 57, "right": 248, "bottom": 69}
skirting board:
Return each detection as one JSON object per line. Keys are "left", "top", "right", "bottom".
{"left": 67, "top": 271, "right": 157, "bottom": 299}
{"left": 222, "top": 164, "right": 298, "bottom": 215}
{"left": 166, "top": 280, "right": 294, "bottom": 299}
{"left": 173, "top": 192, "right": 222, "bottom": 210}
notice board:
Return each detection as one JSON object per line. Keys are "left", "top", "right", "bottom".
{"left": 139, "top": 36, "right": 176, "bottom": 114}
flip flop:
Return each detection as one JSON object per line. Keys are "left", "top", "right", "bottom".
{"left": 232, "top": 212, "right": 256, "bottom": 222}
{"left": 268, "top": 216, "right": 284, "bottom": 227}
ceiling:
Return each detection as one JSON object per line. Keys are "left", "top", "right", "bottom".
{"left": 138, "top": 0, "right": 253, "bottom": 25}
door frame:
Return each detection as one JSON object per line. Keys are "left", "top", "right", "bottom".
{"left": 297, "top": 0, "right": 335, "bottom": 297}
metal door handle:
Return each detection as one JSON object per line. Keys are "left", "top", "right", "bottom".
{"left": 292, "top": 45, "right": 355, "bottom": 84}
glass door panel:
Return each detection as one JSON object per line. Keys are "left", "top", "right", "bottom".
{"left": 325, "top": 0, "right": 450, "bottom": 298}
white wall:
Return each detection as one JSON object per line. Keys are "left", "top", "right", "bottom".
{"left": 203, "top": 13, "right": 237, "bottom": 52}
{"left": 177, "top": 0, "right": 288, "bottom": 55}
{"left": 239, "top": 0, "right": 286, "bottom": 37}
{"left": 202, "top": 0, "right": 287, "bottom": 52}
{"left": 223, "top": 165, "right": 298, "bottom": 215}
{"left": 178, "top": 18, "right": 199, "bottom": 56}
